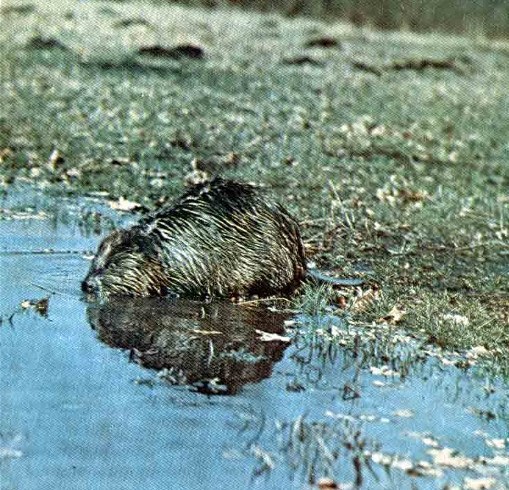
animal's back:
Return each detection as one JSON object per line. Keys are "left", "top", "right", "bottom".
{"left": 145, "top": 180, "right": 305, "bottom": 297}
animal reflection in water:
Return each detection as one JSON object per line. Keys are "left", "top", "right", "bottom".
{"left": 86, "top": 297, "right": 290, "bottom": 395}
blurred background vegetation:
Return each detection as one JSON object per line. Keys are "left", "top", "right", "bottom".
{"left": 171, "top": 0, "right": 509, "bottom": 39}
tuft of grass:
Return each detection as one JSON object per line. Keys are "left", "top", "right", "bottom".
{"left": 275, "top": 415, "right": 376, "bottom": 486}
{"left": 293, "top": 282, "right": 336, "bottom": 317}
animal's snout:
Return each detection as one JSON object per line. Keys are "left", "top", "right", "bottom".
{"left": 81, "top": 275, "right": 101, "bottom": 296}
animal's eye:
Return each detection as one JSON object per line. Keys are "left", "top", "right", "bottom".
{"left": 100, "top": 242, "right": 112, "bottom": 256}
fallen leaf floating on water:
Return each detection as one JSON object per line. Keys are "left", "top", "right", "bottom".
{"left": 34, "top": 298, "right": 49, "bottom": 315}
{"left": 371, "top": 366, "right": 401, "bottom": 377}
{"left": 464, "top": 477, "right": 497, "bottom": 490}
{"left": 368, "top": 452, "right": 443, "bottom": 477}
{"left": 316, "top": 477, "right": 338, "bottom": 489}
{"left": 20, "top": 297, "right": 49, "bottom": 316}
{"left": 0, "top": 209, "right": 48, "bottom": 220}
{"left": 427, "top": 447, "right": 474, "bottom": 469}
{"left": 485, "top": 438, "right": 506, "bottom": 449}
{"left": 0, "top": 448, "right": 23, "bottom": 459}
{"left": 422, "top": 437, "right": 440, "bottom": 448}
{"left": 255, "top": 330, "right": 291, "bottom": 343}
{"left": 484, "top": 454, "right": 509, "bottom": 465}
{"left": 393, "top": 409, "right": 414, "bottom": 418}
{"left": 107, "top": 197, "right": 141, "bottom": 212}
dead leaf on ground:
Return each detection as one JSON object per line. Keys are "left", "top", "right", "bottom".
{"left": 399, "top": 188, "right": 429, "bottom": 203}
{"left": 305, "top": 36, "right": 340, "bottom": 48}
{"left": 109, "top": 157, "right": 132, "bottom": 166}
{"left": 379, "top": 305, "right": 406, "bottom": 324}
{"left": 47, "top": 149, "right": 64, "bottom": 170}
{"left": 138, "top": 44, "right": 204, "bottom": 59}
{"left": 466, "top": 345, "right": 490, "bottom": 359}
{"left": 283, "top": 55, "right": 323, "bottom": 66}
{"left": 350, "top": 287, "right": 380, "bottom": 312}
{"left": 107, "top": 197, "right": 141, "bottom": 212}
{"left": 0, "top": 147, "right": 14, "bottom": 163}
{"left": 27, "top": 36, "right": 68, "bottom": 51}
{"left": 352, "top": 57, "right": 464, "bottom": 75}
{"left": 390, "top": 57, "right": 464, "bottom": 74}
{"left": 352, "top": 60, "right": 383, "bottom": 76}
{"left": 114, "top": 17, "right": 152, "bottom": 28}
{"left": 65, "top": 168, "right": 81, "bottom": 179}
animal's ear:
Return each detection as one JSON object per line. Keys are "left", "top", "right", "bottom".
{"left": 132, "top": 233, "right": 157, "bottom": 254}
{"left": 96, "top": 229, "right": 130, "bottom": 255}
{"left": 111, "top": 229, "right": 130, "bottom": 243}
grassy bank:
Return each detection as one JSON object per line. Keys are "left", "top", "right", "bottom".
{"left": 1, "top": 1, "right": 508, "bottom": 370}
{"left": 176, "top": 0, "right": 509, "bottom": 39}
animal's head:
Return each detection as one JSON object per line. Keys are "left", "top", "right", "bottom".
{"left": 82, "top": 228, "right": 167, "bottom": 299}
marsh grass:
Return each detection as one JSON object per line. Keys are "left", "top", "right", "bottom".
{"left": 0, "top": 0, "right": 507, "bottom": 368}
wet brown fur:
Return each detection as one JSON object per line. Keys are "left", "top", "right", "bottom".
{"left": 82, "top": 179, "right": 306, "bottom": 299}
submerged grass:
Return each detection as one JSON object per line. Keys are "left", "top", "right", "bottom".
{"left": 0, "top": 0, "right": 507, "bottom": 368}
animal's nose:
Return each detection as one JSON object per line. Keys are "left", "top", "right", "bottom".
{"left": 81, "top": 277, "right": 99, "bottom": 295}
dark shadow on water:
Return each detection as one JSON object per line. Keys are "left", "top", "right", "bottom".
{"left": 86, "top": 297, "right": 290, "bottom": 395}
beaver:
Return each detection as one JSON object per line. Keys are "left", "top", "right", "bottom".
{"left": 82, "top": 179, "right": 307, "bottom": 299}
{"left": 82, "top": 178, "right": 362, "bottom": 300}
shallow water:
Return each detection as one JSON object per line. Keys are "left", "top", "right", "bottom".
{"left": 1, "top": 193, "right": 508, "bottom": 489}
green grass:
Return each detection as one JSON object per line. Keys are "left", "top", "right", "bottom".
{"left": 1, "top": 0, "right": 508, "bottom": 368}
{"left": 170, "top": 0, "right": 509, "bottom": 39}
